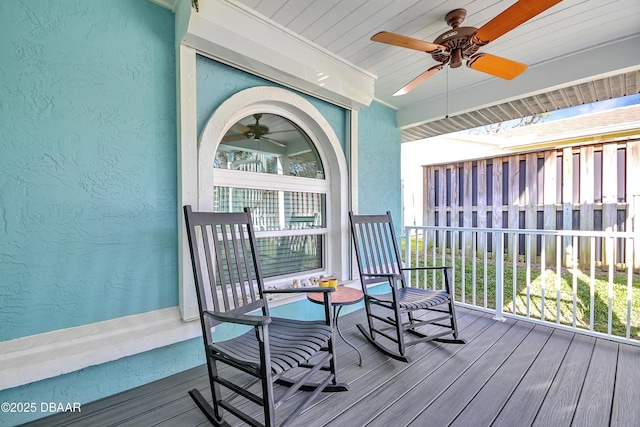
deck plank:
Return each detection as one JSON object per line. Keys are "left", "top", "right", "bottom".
{"left": 532, "top": 333, "right": 596, "bottom": 426}
{"left": 364, "top": 316, "right": 513, "bottom": 427}
{"left": 297, "top": 311, "right": 492, "bottom": 427}
{"left": 611, "top": 342, "right": 640, "bottom": 425}
{"left": 571, "top": 338, "right": 618, "bottom": 427}
{"left": 406, "top": 319, "right": 535, "bottom": 427}
{"left": 19, "top": 308, "right": 639, "bottom": 427}
{"left": 20, "top": 365, "right": 208, "bottom": 427}
{"left": 491, "top": 328, "right": 574, "bottom": 426}
{"left": 449, "top": 324, "right": 554, "bottom": 427}
{"left": 272, "top": 309, "right": 485, "bottom": 427}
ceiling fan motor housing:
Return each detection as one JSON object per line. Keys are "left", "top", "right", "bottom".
{"left": 431, "top": 26, "right": 479, "bottom": 66}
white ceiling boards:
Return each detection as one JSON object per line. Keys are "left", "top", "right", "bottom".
{"left": 160, "top": 0, "right": 640, "bottom": 139}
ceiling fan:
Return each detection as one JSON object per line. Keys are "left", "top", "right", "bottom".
{"left": 222, "top": 113, "right": 287, "bottom": 147}
{"left": 371, "top": 0, "right": 562, "bottom": 96}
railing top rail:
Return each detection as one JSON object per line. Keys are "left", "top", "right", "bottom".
{"left": 405, "top": 226, "right": 638, "bottom": 239}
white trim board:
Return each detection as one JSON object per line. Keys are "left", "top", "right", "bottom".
{"left": 173, "top": 0, "right": 376, "bottom": 110}
{"left": 0, "top": 308, "right": 200, "bottom": 390}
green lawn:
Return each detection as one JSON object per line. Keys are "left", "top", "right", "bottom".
{"left": 403, "top": 237, "right": 640, "bottom": 339}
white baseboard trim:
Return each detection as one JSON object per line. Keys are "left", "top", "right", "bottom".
{"left": 0, "top": 307, "right": 201, "bottom": 390}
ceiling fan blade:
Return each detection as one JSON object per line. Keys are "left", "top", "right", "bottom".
{"left": 473, "top": 0, "right": 562, "bottom": 45}
{"left": 393, "top": 65, "right": 443, "bottom": 96}
{"left": 467, "top": 53, "right": 527, "bottom": 80}
{"left": 231, "top": 122, "right": 251, "bottom": 133}
{"left": 262, "top": 137, "right": 286, "bottom": 148}
{"left": 371, "top": 31, "right": 445, "bottom": 54}
{"left": 222, "top": 134, "right": 249, "bottom": 142}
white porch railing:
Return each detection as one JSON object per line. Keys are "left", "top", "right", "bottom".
{"left": 403, "top": 226, "right": 639, "bottom": 346}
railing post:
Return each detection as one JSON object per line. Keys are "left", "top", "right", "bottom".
{"left": 493, "top": 231, "right": 505, "bottom": 322}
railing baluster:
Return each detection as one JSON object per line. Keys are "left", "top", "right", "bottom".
{"left": 402, "top": 224, "right": 638, "bottom": 346}
{"left": 441, "top": 229, "right": 446, "bottom": 291}
{"left": 421, "top": 228, "right": 427, "bottom": 289}
{"left": 556, "top": 234, "right": 561, "bottom": 325}
{"left": 608, "top": 235, "right": 614, "bottom": 336}
{"left": 513, "top": 233, "right": 518, "bottom": 316}
{"left": 572, "top": 235, "right": 578, "bottom": 329}
{"left": 484, "top": 231, "right": 488, "bottom": 310}
{"left": 590, "top": 236, "right": 596, "bottom": 332}
{"left": 526, "top": 233, "right": 531, "bottom": 319}
{"left": 432, "top": 229, "right": 437, "bottom": 290}
{"left": 494, "top": 231, "right": 504, "bottom": 321}
{"left": 461, "top": 231, "right": 466, "bottom": 305}
{"left": 627, "top": 236, "right": 633, "bottom": 340}
{"left": 541, "top": 234, "right": 546, "bottom": 322}
{"left": 452, "top": 230, "right": 457, "bottom": 301}
{"left": 472, "top": 231, "right": 477, "bottom": 307}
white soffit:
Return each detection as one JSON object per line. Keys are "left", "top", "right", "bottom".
{"left": 173, "top": 0, "right": 376, "bottom": 109}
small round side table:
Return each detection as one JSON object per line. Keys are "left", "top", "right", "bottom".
{"left": 307, "top": 286, "right": 364, "bottom": 366}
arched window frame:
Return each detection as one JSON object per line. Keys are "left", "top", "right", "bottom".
{"left": 185, "top": 86, "right": 349, "bottom": 315}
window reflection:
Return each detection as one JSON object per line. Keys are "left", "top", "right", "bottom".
{"left": 215, "top": 113, "right": 325, "bottom": 179}
{"left": 214, "top": 187, "right": 325, "bottom": 231}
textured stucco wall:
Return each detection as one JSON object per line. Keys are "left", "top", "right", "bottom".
{"left": 0, "top": 0, "right": 177, "bottom": 341}
{"left": 0, "top": 1, "right": 184, "bottom": 424}
{"left": 358, "top": 101, "right": 403, "bottom": 225}
{"left": 196, "top": 54, "right": 348, "bottom": 150}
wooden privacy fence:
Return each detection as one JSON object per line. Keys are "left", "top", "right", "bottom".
{"left": 423, "top": 139, "right": 640, "bottom": 270}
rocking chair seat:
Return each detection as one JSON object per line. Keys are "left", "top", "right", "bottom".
{"left": 214, "top": 318, "right": 332, "bottom": 375}
{"left": 371, "top": 287, "right": 451, "bottom": 310}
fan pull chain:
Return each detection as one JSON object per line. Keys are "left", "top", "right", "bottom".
{"left": 445, "top": 66, "right": 449, "bottom": 119}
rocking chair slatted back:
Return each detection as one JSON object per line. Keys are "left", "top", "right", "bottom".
{"left": 185, "top": 207, "right": 266, "bottom": 325}
{"left": 350, "top": 213, "right": 402, "bottom": 288}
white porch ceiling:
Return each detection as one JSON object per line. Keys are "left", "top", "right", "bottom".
{"left": 178, "top": 0, "right": 640, "bottom": 141}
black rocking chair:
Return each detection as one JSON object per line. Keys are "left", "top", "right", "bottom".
{"left": 349, "top": 211, "right": 465, "bottom": 363}
{"left": 183, "top": 205, "right": 346, "bottom": 427}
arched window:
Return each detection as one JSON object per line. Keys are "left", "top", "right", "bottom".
{"left": 197, "top": 87, "right": 349, "bottom": 290}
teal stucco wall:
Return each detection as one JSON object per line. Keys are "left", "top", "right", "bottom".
{"left": 358, "top": 101, "right": 403, "bottom": 224}
{"left": 0, "top": 0, "right": 178, "bottom": 341}
{"left": 0, "top": 1, "right": 400, "bottom": 424}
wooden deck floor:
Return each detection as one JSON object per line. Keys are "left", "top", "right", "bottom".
{"left": 23, "top": 307, "right": 640, "bottom": 427}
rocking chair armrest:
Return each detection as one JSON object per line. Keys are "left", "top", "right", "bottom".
{"left": 264, "top": 287, "right": 335, "bottom": 295}
{"left": 203, "top": 310, "right": 271, "bottom": 327}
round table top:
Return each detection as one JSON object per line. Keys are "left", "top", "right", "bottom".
{"left": 307, "top": 286, "right": 364, "bottom": 306}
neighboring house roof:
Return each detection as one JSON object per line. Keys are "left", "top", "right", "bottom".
{"left": 410, "top": 103, "right": 640, "bottom": 167}
{"left": 493, "top": 103, "right": 640, "bottom": 149}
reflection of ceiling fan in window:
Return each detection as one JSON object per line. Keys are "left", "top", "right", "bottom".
{"left": 222, "top": 114, "right": 288, "bottom": 147}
